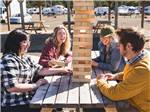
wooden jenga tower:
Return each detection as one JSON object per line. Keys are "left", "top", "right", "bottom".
{"left": 72, "top": 0, "right": 95, "bottom": 82}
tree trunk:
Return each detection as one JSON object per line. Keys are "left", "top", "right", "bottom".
{"left": 3, "top": 0, "right": 12, "bottom": 31}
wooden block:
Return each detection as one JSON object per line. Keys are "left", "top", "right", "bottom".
{"left": 73, "top": 26, "right": 93, "bottom": 31}
{"left": 74, "top": 14, "right": 95, "bottom": 20}
{"left": 73, "top": 37, "right": 93, "bottom": 42}
{"left": 73, "top": 64, "right": 91, "bottom": 68}
{"left": 74, "top": 17, "right": 95, "bottom": 23}
{"left": 75, "top": 22, "right": 91, "bottom": 27}
{"left": 74, "top": 6, "right": 94, "bottom": 10}
{"left": 75, "top": 10, "right": 94, "bottom": 14}
{"left": 73, "top": 52, "right": 91, "bottom": 57}
{"left": 72, "top": 75, "right": 91, "bottom": 83}
{"left": 78, "top": 60, "right": 91, "bottom": 64}
{"left": 73, "top": 42, "right": 92, "bottom": 49}
{"left": 73, "top": 29, "right": 93, "bottom": 34}
{"left": 74, "top": 1, "right": 94, "bottom": 7}
{"left": 73, "top": 71, "right": 91, "bottom": 75}
{"left": 73, "top": 67, "right": 91, "bottom": 72}
{"left": 73, "top": 34, "right": 93, "bottom": 38}
{"left": 72, "top": 48, "right": 91, "bottom": 52}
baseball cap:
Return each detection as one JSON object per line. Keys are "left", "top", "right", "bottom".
{"left": 100, "top": 26, "right": 115, "bottom": 38}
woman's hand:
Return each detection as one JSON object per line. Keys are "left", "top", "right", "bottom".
{"left": 36, "top": 79, "right": 48, "bottom": 87}
{"left": 92, "top": 60, "right": 98, "bottom": 67}
{"left": 48, "top": 59, "right": 57, "bottom": 66}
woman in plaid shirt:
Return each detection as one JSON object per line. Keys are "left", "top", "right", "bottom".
{"left": 39, "top": 25, "right": 72, "bottom": 68}
{"left": 1, "top": 30, "right": 71, "bottom": 112}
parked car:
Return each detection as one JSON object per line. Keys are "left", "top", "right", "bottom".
{"left": 144, "top": 6, "right": 150, "bottom": 15}
{"left": 51, "top": 5, "right": 67, "bottom": 15}
{"left": 118, "top": 5, "right": 129, "bottom": 15}
{"left": 10, "top": 13, "right": 32, "bottom": 24}
{"left": 42, "top": 7, "right": 54, "bottom": 16}
{"left": 27, "top": 8, "right": 39, "bottom": 14}
{"left": 0, "top": 7, "right": 6, "bottom": 21}
{"left": 94, "top": 7, "right": 108, "bottom": 16}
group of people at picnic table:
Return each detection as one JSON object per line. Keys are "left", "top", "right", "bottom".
{"left": 1, "top": 24, "right": 150, "bottom": 112}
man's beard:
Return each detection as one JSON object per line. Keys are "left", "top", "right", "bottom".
{"left": 122, "top": 47, "right": 128, "bottom": 57}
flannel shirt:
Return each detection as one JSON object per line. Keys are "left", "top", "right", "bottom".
{"left": 127, "top": 50, "right": 145, "bottom": 65}
{"left": 1, "top": 53, "right": 42, "bottom": 107}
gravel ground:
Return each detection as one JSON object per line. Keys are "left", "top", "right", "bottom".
{"left": 0, "top": 14, "right": 150, "bottom": 33}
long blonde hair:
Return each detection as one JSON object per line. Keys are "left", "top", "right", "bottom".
{"left": 46, "top": 25, "right": 71, "bottom": 55}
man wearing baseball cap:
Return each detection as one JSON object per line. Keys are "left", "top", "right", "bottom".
{"left": 92, "top": 25, "right": 125, "bottom": 73}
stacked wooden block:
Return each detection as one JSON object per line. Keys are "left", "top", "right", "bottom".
{"left": 72, "top": 0, "right": 95, "bottom": 82}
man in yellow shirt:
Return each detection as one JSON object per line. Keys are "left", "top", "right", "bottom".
{"left": 97, "top": 28, "right": 150, "bottom": 112}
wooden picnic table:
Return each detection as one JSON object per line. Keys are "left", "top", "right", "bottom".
{"left": 93, "top": 20, "right": 111, "bottom": 33}
{"left": 30, "top": 51, "right": 118, "bottom": 112}
{"left": 63, "top": 21, "right": 75, "bottom": 33}
{"left": 25, "top": 21, "right": 47, "bottom": 34}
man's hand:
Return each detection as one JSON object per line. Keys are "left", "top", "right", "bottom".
{"left": 92, "top": 60, "right": 98, "bottom": 67}
{"left": 97, "top": 75, "right": 108, "bottom": 81}
{"left": 104, "top": 73, "right": 117, "bottom": 80}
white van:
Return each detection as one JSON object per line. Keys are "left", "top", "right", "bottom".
{"left": 118, "top": 5, "right": 129, "bottom": 15}
{"left": 42, "top": 7, "right": 53, "bottom": 15}
{"left": 51, "top": 5, "right": 66, "bottom": 15}
{"left": 94, "top": 7, "right": 108, "bottom": 16}
{"left": 144, "top": 6, "right": 150, "bottom": 15}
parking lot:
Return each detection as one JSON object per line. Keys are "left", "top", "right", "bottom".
{"left": 0, "top": 14, "right": 150, "bottom": 34}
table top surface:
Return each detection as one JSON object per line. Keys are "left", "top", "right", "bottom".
{"left": 30, "top": 51, "right": 117, "bottom": 108}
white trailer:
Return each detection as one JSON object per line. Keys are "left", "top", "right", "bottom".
{"left": 0, "top": 0, "right": 26, "bottom": 21}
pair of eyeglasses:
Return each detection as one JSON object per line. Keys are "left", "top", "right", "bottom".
{"left": 20, "top": 40, "right": 31, "bottom": 45}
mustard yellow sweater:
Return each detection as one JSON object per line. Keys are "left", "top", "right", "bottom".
{"left": 97, "top": 54, "right": 150, "bottom": 112}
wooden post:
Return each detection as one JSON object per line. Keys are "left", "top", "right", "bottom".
{"left": 67, "top": 1, "right": 71, "bottom": 35}
{"left": 72, "top": 0, "right": 95, "bottom": 82}
{"left": 114, "top": 1, "right": 118, "bottom": 29}
{"left": 141, "top": 1, "right": 145, "bottom": 28}
{"left": 3, "top": 0, "right": 12, "bottom": 31}
{"left": 108, "top": 1, "right": 111, "bottom": 22}
{"left": 18, "top": 0, "right": 25, "bottom": 30}
{"left": 37, "top": 1, "right": 43, "bottom": 21}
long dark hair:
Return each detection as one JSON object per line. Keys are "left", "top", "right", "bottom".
{"left": 3, "top": 29, "right": 30, "bottom": 55}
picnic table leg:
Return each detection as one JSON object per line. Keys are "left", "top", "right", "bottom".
{"left": 104, "top": 105, "right": 118, "bottom": 112}
{"left": 31, "top": 24, "right": 37, "bottom": 34}
{"left": 32, "top": 24, "right": 37, "bottom": 34}
{"left": 76, "top": 106, "right": 83, "bottom": 112}
{"left": 41, "top": 22, "right": 47, "bottom": 32}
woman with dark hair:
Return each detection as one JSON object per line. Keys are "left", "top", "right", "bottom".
{"left": 39, "top": 25, "right": 72, "bottom": 68}
{"left": 1, "top": 29, "right": 71, "bottom": 112}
